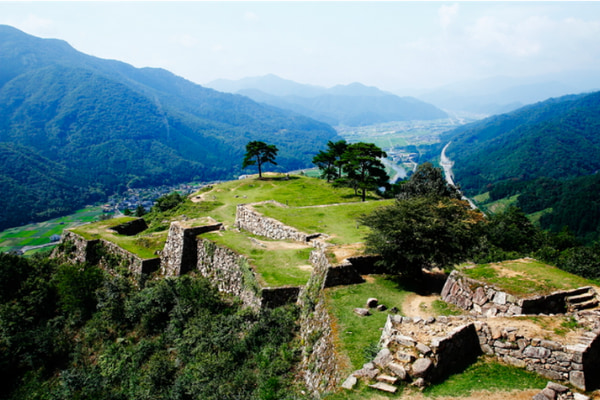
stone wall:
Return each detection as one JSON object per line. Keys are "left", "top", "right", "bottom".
{"left": 235, "top": 202, "right": 315, "bottom": 243}
{"left": 298, "top": 248, "right": 343, "bottom": 396}
{"left": 373, "top": 313, "right": 600, "bottom": 392}
{"left": 196, "top": 238, "right": 262, "bottom": 310}
{"left": 161, "top": 221, "right": 222, "bottom": 277}
{"left": 441, "top": 270, "right": 593, "bottom": 316}
{"left": 53, "top": 231, "right": 160, "bottom": 275}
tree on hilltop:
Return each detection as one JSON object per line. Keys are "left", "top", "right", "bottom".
{"left": 242, "top": 141, "right": 279, "bottom": 179}
{"left": 396, "top": 162, "right": 461, "bottom": 200}
{"left": 312, "top": 140, "right": 347, "bottom": 182}
{"left": 340, "top": 142, "right": 389, "bottom": 201}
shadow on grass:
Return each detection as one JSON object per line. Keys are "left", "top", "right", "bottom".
{"left": 389, "top": 269, "right": 448, "bottom": 296}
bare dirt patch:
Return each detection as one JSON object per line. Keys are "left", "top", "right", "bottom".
{"left": 254, "top": 239, "right": 310, "bottom": 251}
{"left": 330, "top": 243, "right": 365, "bottom": 263}
{"left": 402, "top": 293, "right": 440, "bottom": 318}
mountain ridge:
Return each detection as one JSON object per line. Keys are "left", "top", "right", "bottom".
{"left": 0, "top": 25, "right": 340, "bottom": 230}
{"left": 205, "top": 74, "right": 447, "bottom": 126}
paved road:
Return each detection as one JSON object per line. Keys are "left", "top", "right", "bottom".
{"left": 440, "top": 142, "right": 477, "bottom": 209}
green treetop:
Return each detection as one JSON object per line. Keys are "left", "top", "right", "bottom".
{"left": 242, "top": 141, "right": 279, "bottom": 179}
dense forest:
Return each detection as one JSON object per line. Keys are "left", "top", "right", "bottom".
{"left": 0, "top": 252, "right": 300, "bottom": 400}
{"left": 428, "top": 90, "right": 600, "bottom": 242}
{"left": 0, "top": 25, "right": 340, "bottom": 230}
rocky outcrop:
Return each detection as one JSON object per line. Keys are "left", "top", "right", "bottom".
{"left": 441, "top": 270, "right": 598, "bottom": 316}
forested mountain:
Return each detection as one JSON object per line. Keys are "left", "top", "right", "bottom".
{"left": 439, "top": 91, "right": 600, "bottom": 241}
{"left": 206, "top": 75, "right": 447, "bottom": 126}
{"left": 0, "top": 25, "right": 339, "bottom": 230}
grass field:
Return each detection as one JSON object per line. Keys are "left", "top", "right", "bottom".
{"left": 0, "top": 206, "right": 104, "bottom": 253}
{"left": 460, "top": 259, "right": 596, "bottom": 297}
{"left": 326, "top": 276, "right": 409, "bottom": 371}
{"left": 203, "top": 230, "right": 312, "bottom": 287}
{"left": 254, "top": 199, "right": 394, "bottom": 245}
{"left": 71, "top": 217, "right": 168, "bottom": 259}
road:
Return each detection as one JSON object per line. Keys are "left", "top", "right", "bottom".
{"left": 440, "top": 142, "right": 477, "bottom": 209}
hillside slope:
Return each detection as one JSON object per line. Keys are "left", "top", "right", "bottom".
{"left": 0, "top": 25, "right": 339, "bottom": 230}
{"left": 206, "top": 75, "right": 447, "bottom": 126}
{"left": 439, "top": 91, "right": 600, "bottom": 241}
{"left": 443, "top": 91, "right": 600, "bottom": 193}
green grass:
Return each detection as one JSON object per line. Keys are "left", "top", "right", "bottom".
{"left": 203, "top": 230, "right": 312, "bottom": 287}
{"left": 460, "top": 259, "right": 596, "bottom": 297}
{"left": 431, "top": 299, "right": 464, "bottom": 316}
{"left": 193, "top": 174, "right": 378, "bottom": 227}
{"left": 0, "top": 206, "right": 104, "bottom": 254}
{"left": 326, "top": 276, "right": 408, "bottom": 371}
{"left": 480, "top": 194, "right": 519, "bottom": 214}
{"left": 472, "top": 191, "right": 490, "bottom": 204}
{"left": 423, "top": 357, "right": 547, "bottom": 397}
{"left": 254, "top": 199, "right": 394, "bottom": 245}
{"left": 71, "top": 217, "right": 167, "bottom": 259}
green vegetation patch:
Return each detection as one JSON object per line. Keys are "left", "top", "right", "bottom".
{"left": 70, "top": 217, "right": 166, "bottom": 259}
{"left": 460, "top": 259, "right": 595, "bottom": 297}
{"left": 423, "top": 357, "right": 547, "bottom": 397}
{"left": 326, "top": 276, "right": 408, "bottom": 371}
{"left": 203, "top": 230, "right": 312, "bottom": 287}
{"left": 194, "top": 174, "right": 376, "bottom": 227}
{"left": 254, "top": 199, "right": 394, "bottom": 245}
{"left": 0, "top": 206, "right": 104, "bottom": 254}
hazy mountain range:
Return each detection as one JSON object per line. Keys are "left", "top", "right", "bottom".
{"left": 206, "top": 74, "right": 448, "bottom": 126}
{"left": 0, "top": 25, "right": 340, "bottom": 230}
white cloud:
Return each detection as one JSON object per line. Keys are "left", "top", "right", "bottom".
{"left": 438, "top": 3, "right": 459, "bottom": 31}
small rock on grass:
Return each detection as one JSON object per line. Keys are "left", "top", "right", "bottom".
{"left": 369, "top": 382, "right": 397, "bottom": 393}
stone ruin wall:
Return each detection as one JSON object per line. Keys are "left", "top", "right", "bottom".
{"left": 369, "top": 313, "right": 600, "bottom": 392}
{"left": 441, "top": 270, "right": 590, "bottom": 317}
{"left": 297, "top": 248, "right": 343, "bottom": 396}
{"left": 53, "top": 231, "right": 160, "bottom": 275}
{"left": 235, "top": 201, "right": 315, "bottom": 243}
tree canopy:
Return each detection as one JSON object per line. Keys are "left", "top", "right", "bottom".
{"left": 312, "top": 140, "right": 347, "bottom": 182}
{"left": 395, "top": 162, "right": 462, "bottom": 200}
{"left": 360, "top": 196, "right": 485, "bottom": 279}
{"left": 242, "top": 141, "right": 279, "bottom": 179}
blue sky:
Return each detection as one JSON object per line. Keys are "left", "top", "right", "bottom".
{"left": 1, "top": 2, "right": 599, "bottom": 93}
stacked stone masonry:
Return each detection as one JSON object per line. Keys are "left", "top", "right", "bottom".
{"left": 54, "top": 231, "right": 160, "bottom": 275}
{"left": 364, "top": 313, "right": 600, "bottom": 392}
{"left": 235, "top": 202, "right": 316, "bottom": 243}
{"left": 441, "top": 270, "right": 599, "bottom": 316}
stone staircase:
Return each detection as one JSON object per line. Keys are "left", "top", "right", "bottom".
{"left": 566, "top": 287, "right": 599, "bottom": 312}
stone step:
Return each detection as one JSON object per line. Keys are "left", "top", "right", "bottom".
{"left": 369, "top": 382, "right": 397, "bottom": 393}
{"left": 572, "top": 298, "right": 599, "bottom": 311}
{"left": 566, "top": 286, "right": 594, "bottom": 297}
{"left": 567, "top": 292, "right": 596, "bottom": 304}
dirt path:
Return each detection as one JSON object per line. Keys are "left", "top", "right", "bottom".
{"left": 396, "top": 389, "right": 540, "bottom": 400}
{"left": 401, "top": 293, "right": 439, "bottom": 318}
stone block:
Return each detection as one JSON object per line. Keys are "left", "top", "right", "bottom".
{"left": 368, "top": 382, "right": 397, "bottom": 393}
{"left": 376, "top": 374, "right": 398, "bottom": 385}
{"left": 569, "top": 370, "right": 586, "bottom": 391}
{"left": 546, "top": 382, "right": 569, "bottom": 393}
{"left": 354, "top": 308, "right": 371, "bottom": 317}
{"left": 573, "top": 393, "right": 590, "bottom": 400}
{"left": 416, "top": 343, "right": 432, "bottom": 355}
{"left": 396, "top": 352, "right": 415, "bottom": 363}
{"left": 341, "top": 375, "right": 357, "bottom": 390}
{"left": 411, "top": 358, "right": 432, "bottom": 378}
{"left": 541, "top": 388, "right": 557, "bottom": 400}
{"left": 373, "top": 348, "right": 392, "bottom": 368}
{"left": 532, "top": 393, "right": 551, "bottom": 400}
{"left": 503, "top": 355, "right": 526, "bottom": 368}
{"left": 493, "top": 291, "right": 507, "bottom": 305}
{"left": 387, "top": 362, "right": 407, "bottom": 380}
{"left": 541, "top": 340, "right": 562, "bottom": 351}
{"left": 524, "top": 346, "right": 551, "bottom": 359}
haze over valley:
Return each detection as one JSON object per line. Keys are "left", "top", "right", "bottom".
{"left": 4, "top": 3, "right": 600, "bottom": 399}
